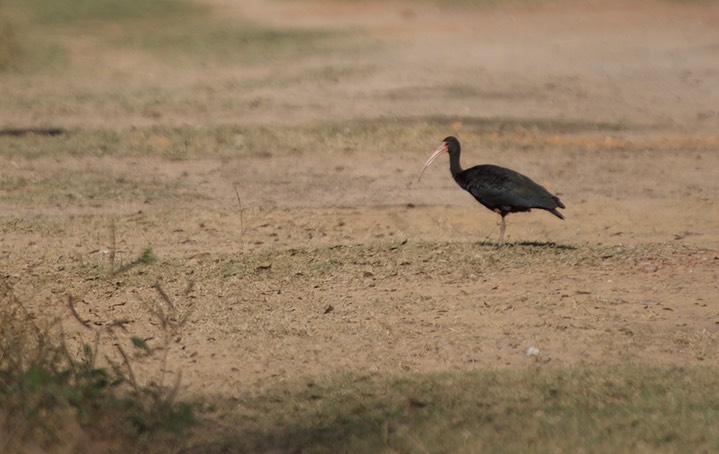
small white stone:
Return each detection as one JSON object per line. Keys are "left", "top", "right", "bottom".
{"left": 526, "top": 347, "right": 540, "bottom": 357}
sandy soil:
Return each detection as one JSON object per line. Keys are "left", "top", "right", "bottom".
{"left": 2, "top": 0, "right": 719, "bottom": 400}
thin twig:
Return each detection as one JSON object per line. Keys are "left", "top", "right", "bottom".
{"left": 152, "top": 282, "right": 174, "bottom": 310}
{"left": 157, "top": 326, "right": 171, "bottom": 391}
{"left": 233, "top": 185, "right": 245, "bottom": 253}
{"left": 106, "top": 318, "right": 131, "bottom": 331}
{"left": 135, "top": 290, "right": 168, "bottom": 330}
{"left": 183, "top": 280, "right": 195, "bottom": 296}
{"left": 68, "top": 295, "right": 91, "bottom": 329}
{"left": 57, "top": 323, "right": 79, "bottom": 370}
{"left": 91, "top": 329, "right": 101, "bottom": 369}
{"left": 109, "top": 259, "right": 141, "bottom": 278}
{"left": 12, "top": 289, "right": 43, "bottom": 341}
{"left": 109, "top": 219, "right": 116, "bottom": 274}
{"left": 114, "top": 343, "right": 140, "bottom": 393}
{"left": 164, "top": 370, "right": 183, "bottom": 406}
{"left": 178, "top": 304, "right": 196, "bottom": 327}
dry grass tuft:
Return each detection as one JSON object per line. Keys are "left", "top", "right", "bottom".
{"left": 0, "top": 245, "right": 195, "bottom": 454}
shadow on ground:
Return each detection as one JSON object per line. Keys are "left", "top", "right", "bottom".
{"left": 474, "top": 240, "right": 578, "bottom": 250}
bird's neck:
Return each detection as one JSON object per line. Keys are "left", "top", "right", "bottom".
{"left": 449, "top": 151, "right": 463, "bottom": 178}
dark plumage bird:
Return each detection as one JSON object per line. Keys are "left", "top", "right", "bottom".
{"left": 418, "top": 136, "right": 565, "bottom": 247}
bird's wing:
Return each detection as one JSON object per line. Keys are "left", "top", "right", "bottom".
{"left": 462, "top": 165, "right": 558, "bottom": 210}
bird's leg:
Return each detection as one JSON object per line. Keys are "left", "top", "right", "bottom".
{"left": 497, "top": 215, "right": 507, "bottom": 248}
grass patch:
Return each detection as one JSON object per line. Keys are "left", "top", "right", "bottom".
{"left": 0, "top": 18, "right": 20, "bottom": 70}
{"left": 190, "top": 365, "right": 719, "bottom": 452}
{"left": 17, "top": 0, "right": 202, "bottom": 25}
{"left": 223, "top": 240, "right": 692, "bottom": 282}
{"left": 0, "top": 8, "right": 65, "bottom": 72}
{"left": 0, "top": 118, "right": 713, "bottom": 220}
{"left": 0, "top": 0, "right": 360, "bottom": 73}
{"left": 0, "top": 117, "right": 692, "bottom": 166}
{"left": 119, "top": 20, "right": 353, "bottom": 67}
{"left": 0, "top": 120, "right": 439, "bottom": 159}
{"left": 0, "top": 164, "right": 208, "bottom": 207}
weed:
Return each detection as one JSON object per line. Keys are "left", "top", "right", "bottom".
{"left": 0, "top": 243, "right": 194, "bottom": 453}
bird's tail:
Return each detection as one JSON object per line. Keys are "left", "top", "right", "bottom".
{"left": 549, "top": 208, "right": 565, "bottom": 220}
{"left": 549, "top": 196, "right": 565, "bottom": 220}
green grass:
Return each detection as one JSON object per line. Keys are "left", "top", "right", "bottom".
{"left": 190, "top": 365, "right": 719, "bottom": 452}
{"left": 16, "top": 0, "right": 202, "bottom": 25}
{"left": 0, "top": 19, "right": 20, "bottom": 69}
{"left": 0, "top": 0, "right": 360, "bottom": 73}
{"left": 0, "top": 11, "right": 65, "bottom": 72}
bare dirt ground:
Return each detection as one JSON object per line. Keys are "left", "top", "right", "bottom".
{"left": 2, "top": 0, "right": 719, "bottom": 407}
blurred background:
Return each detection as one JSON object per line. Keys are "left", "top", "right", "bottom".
{"left": 2, "top": 0, "right": 718, "bottom": 133}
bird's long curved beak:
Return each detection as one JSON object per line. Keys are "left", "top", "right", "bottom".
{"left": 417, "top": 142, "right": 448, "bottom": 182}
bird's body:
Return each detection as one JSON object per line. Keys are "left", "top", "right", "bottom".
{"left": 452, "top": 163, "right": 565, "bottom": 221}
{"left": 419, "top": 136, "right": 565, "bottom": 247}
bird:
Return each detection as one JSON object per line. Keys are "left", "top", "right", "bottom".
{"left": 418, "top": 136, "right": 565, "bottom": 247}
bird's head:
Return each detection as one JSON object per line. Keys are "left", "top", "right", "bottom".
{"left": 417, "top": 136, "right": 461, "bottom": 182}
